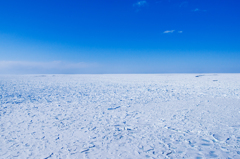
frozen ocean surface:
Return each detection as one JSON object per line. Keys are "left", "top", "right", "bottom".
{"left": 0, "top": 74, "right": 240, "bottom": 159}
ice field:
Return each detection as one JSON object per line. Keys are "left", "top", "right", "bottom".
{"left": 1, "top": 74, "right": 240, "bottom": 158}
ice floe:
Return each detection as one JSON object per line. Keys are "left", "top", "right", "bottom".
{"left": 1, "top": 74, "right": 240, "bottom": 158}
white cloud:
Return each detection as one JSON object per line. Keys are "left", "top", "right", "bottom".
{"left": 179, "top": 1, "right": 188, "bottom": 8}
{"left": 192, "top": 8, "right": 206, "bottom": 12}
{"left": 133, "top": 1, "right": 147, "bottom": 7}
{"left": 163, "top": 30, "right": 175, "bottom": 33}
{"left": 193, "top": 8, "right": 199, "bottom": 12}
{"left": 178, "top": 31, "right": 183, "bottom": 33}
{"left": 0, "top": 61, "right": 98, "bottom": 74}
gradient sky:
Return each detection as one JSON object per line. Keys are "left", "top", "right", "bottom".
{"left": 0, "top": 0, "right": 240, "bottom": 74}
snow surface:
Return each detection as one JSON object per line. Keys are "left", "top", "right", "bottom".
{"left": 1, "top": 74, "right": 240, "bottom": 159}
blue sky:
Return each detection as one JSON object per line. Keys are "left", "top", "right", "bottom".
{"left": 0, "top": 0, "right": 239, "bottom": 73}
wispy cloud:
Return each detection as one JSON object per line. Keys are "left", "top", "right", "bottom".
{"left": 193, "top": 8, "right": 199, "bottom": 12}
{"left": 163, "top": 30, "right": 175, "bottom": 33}
{"left": 133, "top": 1, "right": 147, "bottom": 12}
{"left": 133, "top": 1, "right": 147, "bottom": 7}
{"left": 192, "top": 8, "right": 207, "bottom": 12}
{"left": 179, "top": 1, "right": 188, "bottom": 8}
{"left": 0, "top": 61, "right": 98, "bottom": 74}
{"left": 178, "top": 31, "right": 183, "bottom": 33}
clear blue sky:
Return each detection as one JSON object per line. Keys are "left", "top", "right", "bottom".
{"left": 0, "top": 0, "right": 239, "bottom": 74}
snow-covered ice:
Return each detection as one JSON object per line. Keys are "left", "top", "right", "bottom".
{"left": 1, "top": 74, "right": 240, "bottom": 158}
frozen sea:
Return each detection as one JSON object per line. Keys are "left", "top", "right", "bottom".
{"left": 1, "top": 74, "right": 240, "bottom": 159}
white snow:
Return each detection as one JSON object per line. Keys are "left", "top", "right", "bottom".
{"left": 0, "top": 74, "right": 240, "bottom": 158}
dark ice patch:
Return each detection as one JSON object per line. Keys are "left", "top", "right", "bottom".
{"left": 196, "top": 75, "right": 204, "bottom": 77}
{"left": 213, "top": 134, "right": 221, "bottom": 140}
{"left": 108, "top": 106, "right": 121, "bottom": 110}
{"left": 81, "top": 149, "right": 89, "bottom": 153}
{"left": 209, "top": 151, "right": 218, "bottom": 158}
{"left": 202, "top": 143, "right": 211, "bottom": 146}
{"left": 44, "top": 153, "right": 53, "bottom": 159}
{"left": 89, "top": 145, "right": 95, "bottom": 148}
{"left": 202, "top": 139, "right": 210, "bottom": 142}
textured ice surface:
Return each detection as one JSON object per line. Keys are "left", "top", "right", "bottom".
{"left": 1, "top": 74, "right": 240, "bottom": 158}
